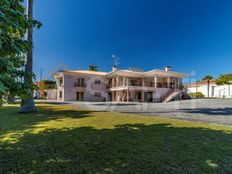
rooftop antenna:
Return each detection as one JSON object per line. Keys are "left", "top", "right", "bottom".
{"left": 112, "top": 54, "right": 120, "bottom": 67}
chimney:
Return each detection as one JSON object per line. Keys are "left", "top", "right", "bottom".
{"left": 165, "top": 66, "right": 171, "bottom": 72}
{"left": 112, "top": 66, "right": 118, "bottom": 72}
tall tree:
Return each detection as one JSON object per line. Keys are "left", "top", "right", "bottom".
{"left": 202, "top": 75, "right": 214, "bottom": 98}
{"left": 216, "top": 74, "right": 232, "bottom": 85}
{"left": 88, "top": 64, "right": 98, "bottom": 71}
{"left": 202, "top": 75, "right": 213, "bottom": 81}
{"left": 0, "top": 0, "right": 41, "bottom": 108}
{"left": 20, "top": 0, "right": 35, "bottom": 112}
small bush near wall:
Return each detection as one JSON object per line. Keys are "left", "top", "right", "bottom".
{"left": 190, "top": 92, "right": 205, "bottom": 98}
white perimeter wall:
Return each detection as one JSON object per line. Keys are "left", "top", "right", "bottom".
{"left": 187, "top": 84, "right": 232, "bottom": 98}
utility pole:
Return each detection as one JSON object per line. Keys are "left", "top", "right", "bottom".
{"left": 20, "top": 0, "right": 36, "bottom": 112}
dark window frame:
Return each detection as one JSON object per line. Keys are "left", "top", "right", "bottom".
{"left": 95, "top": 79, "right": 101, "bottom": 84}
{"left": 94, "top": 92, "right": 101, "bottom": 97}
{"left": 59, "top": 91, "right": 62, "bottom": 98}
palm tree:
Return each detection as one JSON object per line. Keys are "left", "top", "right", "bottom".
{"left": 88, "top": 64, "right": 98, "bottom": 71}
{"left": 20, "top": 0, "right": 36, "bottom": 112}
{"left": 202, "top": 75, "right": 214, "bottom": 98}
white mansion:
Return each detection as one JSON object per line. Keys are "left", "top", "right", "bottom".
{"left": 53, "top": 66, "right": 189, "bottom": 102}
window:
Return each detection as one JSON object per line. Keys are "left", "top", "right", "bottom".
{"left": 95, "top": 79, "right": 101, "bottom": 84}
{"left": 75, "top": 78, "right": 85, "bottom": 87}
{"left": 59, "top": 91, "right": 62, "bottom": 98}
{"left": 94, "top": 92, "right": 101, "bottom": 97}
{"left": 59, "top": 79, "right": 63, "bottom": 86}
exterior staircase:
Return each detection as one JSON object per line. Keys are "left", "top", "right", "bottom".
{"left": 162, "top": 90, "right": 192, "bottom": 103}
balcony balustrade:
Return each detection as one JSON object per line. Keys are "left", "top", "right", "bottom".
{"left": 109, "top": 77, "right": 181, "bottom": 89}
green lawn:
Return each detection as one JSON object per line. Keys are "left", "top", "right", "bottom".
{"left": 0, "top": 104, "right": 232, "bottom": 174}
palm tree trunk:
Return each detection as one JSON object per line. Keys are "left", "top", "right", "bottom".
{"left": 207, "top": 80, "right": 210, "bottom": 98}
{"left": 20, "top": 0, "right": 36, "bottom": 112}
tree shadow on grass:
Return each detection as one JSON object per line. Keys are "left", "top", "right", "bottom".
{"left": 0, "top": 105, "right": 104, "bottom": 136}
{"left": 0, "top": 123, "right": 232, "bottom": 174}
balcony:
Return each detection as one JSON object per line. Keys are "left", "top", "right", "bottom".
{"left": 74, "top": 82, "right": 86, "bottom": 88}
{"left": 109, "top": 77, "right": 182, "bottom": 90}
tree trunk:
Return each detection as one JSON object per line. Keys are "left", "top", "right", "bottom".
{"left": 207, "top": 80, "right": 210, "bottom": 98}
{"left": 20, "top": 0, "right": 36, "bottom": 112}
{"left": 7, "top": 95, "right": 15, "bottom": 104}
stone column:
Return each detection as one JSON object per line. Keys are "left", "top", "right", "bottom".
{"left": 167, "top": 77, "right": 171, "bottom": 88}
{"left": 126, "top": 90, "right": 129, "bottom": 102}
{"left": 154, "top": 76, "right": 157, "bottom": 88}
{"left": 123, "top": 76, "right": 126, "bottom": 86}
{"left": 116, "top": 91, "right": 119, "bottom": 102}
{"left": 141, "top": 91, "right": 144, "bottom": 102}
{"left": 142, "top": 78, "right": 145, "bottom": 87}
{"left": 127, "top": 78, "right": 130, "bottom": 86}
{"left": 116, "top": 76, "right": 119, "bottom": 87}
{"left": 112, "top": 78, "right": 115, "bottom": 88}
{"left": 112, "top": 91, "right": 114, "bottom": 101}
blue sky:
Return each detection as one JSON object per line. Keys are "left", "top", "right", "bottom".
{"left": 33, "top": 0, "right": 232, "bottom": 82}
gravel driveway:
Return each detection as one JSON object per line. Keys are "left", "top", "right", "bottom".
{"left": 43, "top": 99, "right": 232, "bottom": 126}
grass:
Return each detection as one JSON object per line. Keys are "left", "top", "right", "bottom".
{"left": 0, "top": 104, "right": 232, "bottom": 174}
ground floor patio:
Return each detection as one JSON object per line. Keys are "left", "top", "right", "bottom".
{"left": 110, "top": 90, "right": 154, "bottom": 102}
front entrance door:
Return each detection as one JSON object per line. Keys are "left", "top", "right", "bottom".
{"left": 137, "top": 92, "right": 142, "bottom": 101}
{"left": 133, "top": 92, "right": 142, "bottom": 101}
{"left": 76, "top": 92, "right": 84, "bottom": 101}
{"left": 108, "top": 93, "right": 112, "bottom": 101}
{"left": 144, "top": 92, "right": 153, "bottom": 102}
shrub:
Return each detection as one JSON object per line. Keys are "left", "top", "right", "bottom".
{"left": 190, "top": 92, "right": 205, "bottom": 98}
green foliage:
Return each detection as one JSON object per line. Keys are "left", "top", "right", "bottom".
{"left": 88, "top": 64, "right": 98, "bottom": 71}
{"left": 202, "top": 75, "right": 214, "bottom": 81}
{"left": 216, "top": 74, "right": 232, "bottom": 85}
{"left": 190, "top": 92, "right": 205, "bottom": 98}
{"left": 0, "top": 0, "right": 41, "bottom": 99}
{"left": 38, "top": 80, "right": 56, "bottom": 90}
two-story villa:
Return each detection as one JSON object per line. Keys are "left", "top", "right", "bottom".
{"left": 53, "top": 66, "right": 189, "bottom": 102}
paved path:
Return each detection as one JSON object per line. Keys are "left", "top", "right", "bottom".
{"left": 40, "top": 99, "right": 232, "bottom": 126}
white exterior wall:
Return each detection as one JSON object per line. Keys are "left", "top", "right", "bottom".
{"left": 63, "top": 74, "right": 77, "bottom": 101}
{"left": 55, "top": 75, "right": 64, "bottom": 101}
{"left": 187, "top": 85, "right": 212, "bottom": 97}
{"left": 46, "top": 89, "right": 57, "bottom": 100}
{"left": 59, "top": 74, "right": 109, "bottom": 101}
{"left": 213, "top": 85, "right": 232, "bottom": 98}
{"left": 84, "top": 76, "right": 109, "bottom": 101}
{"left": 54, "top": 70, "right": 186, "bottom": 102}
{"left": 187, "top": 84, "right": 232, "bottom": 98}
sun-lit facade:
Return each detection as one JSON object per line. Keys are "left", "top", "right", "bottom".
{"left": 54, "top": 66, "right": 189, "bottom": 102}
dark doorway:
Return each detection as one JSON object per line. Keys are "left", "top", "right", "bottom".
{"left": 144, "top": 92, "right": 153, "bottom": 102}
{"left": 108, "top": 93, "right": 112, "bottom": 101}
{"left": 76, "top": 92, "right": 84, "bottom": 101}
{"left": 137, "top": 92, "right": 142, "bottom": 101}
